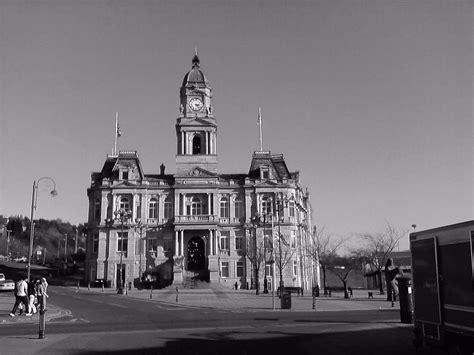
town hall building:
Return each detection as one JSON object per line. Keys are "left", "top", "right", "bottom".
{"left": 85, "top": 53, "right": 315, "bottom": 292}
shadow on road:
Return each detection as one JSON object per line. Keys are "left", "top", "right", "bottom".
{"left": 71, "top": 326, "right": 416, "bottom": 355}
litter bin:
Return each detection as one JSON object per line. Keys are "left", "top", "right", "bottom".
{"left": 281, "top": 291, "right": 291, "bottom": 309}
{"left": 397, "top": 276, "right": 414, "bottom": 323}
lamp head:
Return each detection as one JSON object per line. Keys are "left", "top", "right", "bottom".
{"left": 50, "top": 189, "right": 58, "bottom": 197}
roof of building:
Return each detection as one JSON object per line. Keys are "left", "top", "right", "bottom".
{"left": 182, "top": 53, "right": 208, "bottom": 86}
{"left": 248, "top": 151, "right": 292, "bottom": 180}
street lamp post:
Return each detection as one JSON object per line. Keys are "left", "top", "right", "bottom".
{"left": 28, "top": 177, "right": 57, "bottom": 282}
{"left": 135, "top": 218, "right": 146, "bottom": 288}
{"left": 114, "top": 208, "right": 131, "bottom": 294}
{"left": 64, "top": 233, "right": 68, "bottom": 260}
{"left": 262, "top": 213, "right": 268, "bottom": 294}
{"left": 250, "top": 216, "right": 260, "bottom": 295}
{"left": 274, "top": 193, "right": 288, "bottom": 294}
{"left": 6, "top": 230, "right": 11, "bottom": 259}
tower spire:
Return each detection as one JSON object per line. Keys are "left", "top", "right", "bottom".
{"left": 192, "top": 48, "right": 200, "bottom": 67}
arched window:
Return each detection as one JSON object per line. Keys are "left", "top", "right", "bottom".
{"left": 94, "top": 199, "right": 101, "bottom": 220}
{"left": 220, "top": 196, "right": 229, "bottom": 218}
{"left": 234, "top": 196, "right": 244, "bottom": 218}
{"left": 192, "top": 136, "right": 201, "bottom": 155}
{"left": 119, "top": 197, "right": 130, "bottom": 211}
{"left": 164, "top": 196, "right": 173, "bottom": 219}
{"left": 261, "top": 196, "right": 272, "bottom": 215}
{"left": 191, "top": 197, "right": 203, "bottom": 215}
{"left": 148, "top": 198, "right": 158, "bottom": 219}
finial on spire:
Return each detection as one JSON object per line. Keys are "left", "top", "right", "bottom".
{"left": 192, "top": 48, "right": 200, "bottom": 67}
{"left": 257, "top": 107, "right": 263, "bottom": 151}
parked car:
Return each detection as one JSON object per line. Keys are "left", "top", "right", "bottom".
{"left": 0, "top": 274, "right": 15, "bottom": 291}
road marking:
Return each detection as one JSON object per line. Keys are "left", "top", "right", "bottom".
{"left": 155, "top": 305, "right": 185, "bottom": 311}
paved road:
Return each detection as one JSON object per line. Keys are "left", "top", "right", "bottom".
{"left": 0, "top": 286, "right": 416, "bottom": 354}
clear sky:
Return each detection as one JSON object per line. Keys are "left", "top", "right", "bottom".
{"left": 1, "top": 0, "right": 472, "bottom": 250}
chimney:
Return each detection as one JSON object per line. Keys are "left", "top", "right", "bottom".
{"left": 160, "top": 164, "right": 165, "bottom": 175}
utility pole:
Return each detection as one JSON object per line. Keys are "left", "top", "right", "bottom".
{"left": 74, "top": 228, "right": 78, "bottom": 253}
{"left": 64, "top": 233, "right": 68, "bottom": 260}
{"left": 6, "top": 230, "right": 11, "bottom": 258}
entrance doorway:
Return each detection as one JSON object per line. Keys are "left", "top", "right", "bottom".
{"left": 187, "top": 237, "right": 205, "bottom": 271}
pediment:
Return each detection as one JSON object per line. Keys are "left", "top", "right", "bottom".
{"left": 182, "top": 167, "right": 217, "bottom": 178}
{"left": 112, "top": 180, "right": 138, "bottom": 188}
{"left": 254, "top": 179, "right": 280, "bottom": 187}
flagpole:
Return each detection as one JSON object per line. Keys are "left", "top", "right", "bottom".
{"left": 258, "top": 107, "right": 263, "bottom": 151}
{"left": 114, "top": 112, "right": 119, "bottom": 155}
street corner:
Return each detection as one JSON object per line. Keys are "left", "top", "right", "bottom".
{"left": 0, "top": 305, "right": 70, "bottom": 324}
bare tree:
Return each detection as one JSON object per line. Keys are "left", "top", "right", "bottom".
{"left": 243, "top": 231, "right": 266, "bottom": 295}
{"left": 355, "top": 222, "right": 408, "bottom": 295}
{"left": 328, "top": 255, "right": 358, "bottom": 298}
{"left": 306, "top": 226, "right": 350, "bottom": 295}
{"left": 273, "top": 232, "right": 296, "bottom": 290}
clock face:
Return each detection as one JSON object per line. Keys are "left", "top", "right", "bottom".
{"left": 189, "top": 98, "right": 203, "bottom": 111}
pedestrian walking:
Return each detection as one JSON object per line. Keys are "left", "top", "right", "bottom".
{"left": 10, "top": 276, "right": 29, "bottom": 317}
{"left": 37, "top": 277, "right": 49, "bottom": 312}
{"left": 27, "top": 279, "right": 37, "bottom": 315}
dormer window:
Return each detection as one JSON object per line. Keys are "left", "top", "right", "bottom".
{"left": 260, "top": 167, "right": 269, "bottom": 179}
{"left": 122, "top": 171, "right": 129, "bottom": 180}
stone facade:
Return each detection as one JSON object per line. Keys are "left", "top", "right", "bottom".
{"left": 85, "top": 53, "right": 314, "bottom": 291}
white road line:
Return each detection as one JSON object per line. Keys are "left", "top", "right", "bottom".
{"left": 155, "top": 305, "right": 185, "bottom": 311}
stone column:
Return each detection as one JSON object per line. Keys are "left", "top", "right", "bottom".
{"left": 180, "top": 230, "right": 184, "bottom": 256}
{"left": 175, "top": 230, "right": 179, "bottom": 256}
{"left": 181, "top": 193, "right": 186, "bottom": 217}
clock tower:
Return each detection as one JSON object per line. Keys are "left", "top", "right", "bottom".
{"left": 175, "top": 51, "right": 217, "bottom": 174}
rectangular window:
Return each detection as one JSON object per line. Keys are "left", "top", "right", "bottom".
{"left": 117, "top": 232, "right": 128, "bottom": 257}
{"left": 265, "top": 263, "right": 272, "bottom": 277}
{"left": 234, "top": 197, "right": 244, "bottom": 218}
{"left": 290, "top": 230, "right": 296, "bottom": 249}
{"left": 235, "top": 231, "right": 244, "bottom": 250}
{"left": 147, "top": 237, "right": 158, "bottom": 253}
{"left": 163, "top": 239, "right": 173, "bottom": 253}
{"left": 164, "top": 199, "right": 173, "bottom": 219}
{"left": 293, "top": 260, "right": 298, "bottom": 276}
{"left": 93, "top": 233, "right": 99, "bottom": 253}
{"left": 220, "top": 231, "right": 230, "bottom": 250}
{"left": 221, "top": 261, "right": 229, "bottom": 277}
{"left": 122, "top": 171, "right": 129, "bottom": 180}
{"left": 264, "top": 229, "right": 272, "bottom": 249}
{"left": 289, "top": 201, "right": 295, "bottom": 217}
{"left": 236, "top": 261, "right": 244, "bottom": 277}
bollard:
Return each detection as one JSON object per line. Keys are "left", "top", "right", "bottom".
{"left": 38, "top": 309, "right": 46, "bottom": 339}
{"left": 312, "top": 295, "right": 316, "bottom": 310}
{"left": 88, "top": 281, "right": 90, "bottom": 291}
{"left": 176, "top": 287, "right": 179, "bottom": 303}
{"left": 150, "top": 288, "right": 153, "bottom": 299}
{"left": 397, "top": 276, "right": 414, "bottom": 323}
{"left": 76, "top": 281, "right": 80, "bottom": 293}
{"left": 101, "top": 282, "right": 104, "bottom": 293}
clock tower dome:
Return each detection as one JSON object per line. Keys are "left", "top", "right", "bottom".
{"left": 175, "top": 51, "right": 217, "bottom": 174}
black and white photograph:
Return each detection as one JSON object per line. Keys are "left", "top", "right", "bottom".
{"left": 0, "top": 1, "right": 472, "bottom": 354}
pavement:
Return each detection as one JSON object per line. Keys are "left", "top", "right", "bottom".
{"left": 0, "top": 286, "right": 401, "bottom": 325}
